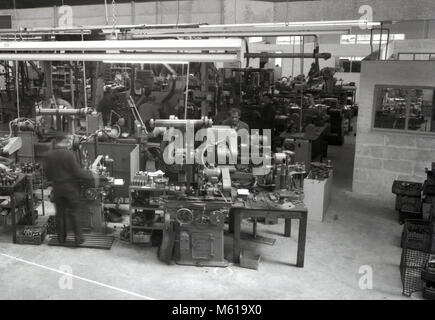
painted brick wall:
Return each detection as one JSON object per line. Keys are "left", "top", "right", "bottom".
{"left": 353, "top": 61, "right": 435, "bottom": 203}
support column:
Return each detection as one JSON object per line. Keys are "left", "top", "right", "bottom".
{"left": 423, "top": 20, "right": 430, "bottom": 39}
{"left": 131, "top": 1, "right": 135, "bottom": 25}
{"left": 53, "top": 5, "right": 58, "bottom": 27}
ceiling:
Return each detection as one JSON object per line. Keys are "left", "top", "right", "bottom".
{"left": 0, "top": 0, "right": 315, "bottom": 10}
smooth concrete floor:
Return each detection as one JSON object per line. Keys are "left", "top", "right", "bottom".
{"left": 0, "top": 130, "right": 419, "bottom": 300}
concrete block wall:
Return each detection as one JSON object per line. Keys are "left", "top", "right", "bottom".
{"left": 353, "top": 61, "right": 435, "bottom": 203}
{"left": 274, "top": 0, "right": 435, "bottom": 23}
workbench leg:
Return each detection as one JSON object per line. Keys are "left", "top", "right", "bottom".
{"left": 284, "top": 219, "right": 291, "bottom": 237}
{"left": 11, "top": 195, "right": 16, "bottom": 244}
{"left": 233, "top": 212, "right": 241, "bottom": 264}
{"left": 252, "top": 218, "right": 257, "bottom": 237}
{"left": 296, "top": 216, "right": 307, "bottom": 268}
{"left": 228, "top": 211, "right": 234, "bottom": 234}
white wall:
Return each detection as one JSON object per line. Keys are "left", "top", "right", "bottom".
{"left": 274, "top": 0, "right": 435, "bottom": 22}
{"left": 390, "top": 39, "right": 435, "bottom": 56}
{"left": 353, "top": 61, "right": 435, "bottom": 203}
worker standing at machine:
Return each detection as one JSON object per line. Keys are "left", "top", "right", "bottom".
{"left": 138, "top": 89, "right": 161, "bottom": 128}
{"left": 222, "top": 108, "right": 249, "bottom": 131}
{"left": 97, "top": 88, "right": 115, "bottom": 126}
{"left": 44, "top": 134, "right": 94, "bottom": 246}
{"left": 260, "top": 93, "right": 276, "bottom": 132}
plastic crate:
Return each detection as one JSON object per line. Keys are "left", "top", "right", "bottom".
{"left": 400, "top": 248, "right": 431, "bottom": 296}
{"left": 392, "top": 180, "right": 422, "bottom": 197}
{"left": 401, "top": 219, "right": 431, "bottom": 251}
{"left": 16, "top": 226, "right": 46, "bottom": 245}
{"left": 399, "top": 210, "right": 423, "bottom": 225}
{"left": 396, "top": 195, "right": 422, "bottom": 214}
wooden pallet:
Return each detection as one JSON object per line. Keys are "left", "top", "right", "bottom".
{"left": 48, "top": 233, "right": 115, "bottom": 250}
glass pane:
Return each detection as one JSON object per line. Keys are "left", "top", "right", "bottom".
{"left": 340, "top": 34, "right": 356, "bottom": 44}
{"left": 276, "top": 36, "right": 302, "bottom": 45}
{"left": 415, "top": 54, "right": 430, "bottom": 61}
{"left": 398, "top": 54, "right": 414, "bottom": 61}
{"left": 374, "top": 87, "right": 408, "bottom": 130}
{"left": 357, "top": 34, "right": 371, "bottom": 44}
{"left": 350, "top": 61, "right": 361, "bottom": 73}
{"left": 339, "top": 59, "right": 351, "bottom": 72}
{"left": 408, "top": 89, "right": 435, "bottom": 132}
{"left": 392, "top": 34, "right": 405, "bottom": 40}
{"left": 276, "top": 36, "right": 290, "bottom": 44}
{"left": 249, "top": 37, "right": 263, "bottom": 43}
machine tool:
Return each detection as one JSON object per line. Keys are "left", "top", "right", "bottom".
{"left": 164, "top": 200, "right": 230, "bottom": 267}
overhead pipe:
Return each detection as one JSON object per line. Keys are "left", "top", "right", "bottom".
{"left": 245, "top": 52, "right": 331, "bottom": 60}
{"left": 131, "top": 29, "right": 349, "bottom": 39}
{"left": 149, "top": 117, "right": 213, "bottom": 128}
{"left": 36, "top": 107, "right": 92, "bottom": 116}
{"left": 0, "top": 23, "right": 204, "bottom": 34}
{"left": 0, "top": 20, "right": 378, "bottom": 34}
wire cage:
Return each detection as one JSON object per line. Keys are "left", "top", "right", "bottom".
{"left": 400, "top": 219, "right": 432, "bottom": 296}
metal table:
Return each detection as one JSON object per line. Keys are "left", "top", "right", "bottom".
{"left": 230, "top": 193, "right": 308, "bottom": 267}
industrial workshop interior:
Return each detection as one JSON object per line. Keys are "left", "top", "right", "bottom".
{"left": 0, "top": 0, "right": 434, "bottom": 302}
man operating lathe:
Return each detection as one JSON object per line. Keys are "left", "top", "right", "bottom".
{"left": 44, "top": 135, "right": 95, "bottom": 246}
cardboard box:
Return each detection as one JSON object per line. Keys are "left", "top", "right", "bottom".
{"left": 303, "top": 171, "right": 333, "bottom": 222}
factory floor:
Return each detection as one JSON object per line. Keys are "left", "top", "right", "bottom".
{"left": 0, "top": 127, "right": 416, "bottom": 300}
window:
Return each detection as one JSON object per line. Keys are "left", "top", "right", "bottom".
{"left": 249, "top": 37, "right": 263, "bottom": 43}
{"left": 341, "top": 33, "right": 405, "bottom": 45}
{"left": 398, "top": 53, "right": 435, "bottom": 61}
{"left": 373, "top": 86, "right": 435, "bottom": 133}
{"left": 276, "top": 36, "right": 303, "bottom": 45}
{"left": 337, "top": 57, "right": 364, "bottom": 73}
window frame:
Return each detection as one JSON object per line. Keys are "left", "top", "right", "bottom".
{"left": 371, "top": 84, "right": 435, "bottom": 136}
{"left": 397, "top": 52, "right": 435, "bottom": 61}
{"left": 340, "top": 33, "right": 405, "bottom": 45}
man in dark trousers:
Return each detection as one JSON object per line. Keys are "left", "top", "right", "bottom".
{"left": 44, "top": 135, "right": 93, "bottom": 245}
{"left": 97, "top": 88, "right": 115, "bottom": 126}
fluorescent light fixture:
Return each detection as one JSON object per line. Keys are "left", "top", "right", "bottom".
{"left": 103, "top": 60, "right": 188, "bottom": 64}
{"left": 0, "top": 39, "right": 242, "bottom": 51}
{"left": 204, "top": 20, "right": 381, "bottom": 28}
{"left": 0, "top": 53, "right": 239, "bottom": 63}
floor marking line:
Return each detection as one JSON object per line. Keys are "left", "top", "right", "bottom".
{"left": 0, "top": 253, "right": 155, "bottom": 300}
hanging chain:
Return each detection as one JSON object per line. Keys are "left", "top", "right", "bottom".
{"left": 176, "top": 0, "right": 180, "bottom": 27}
